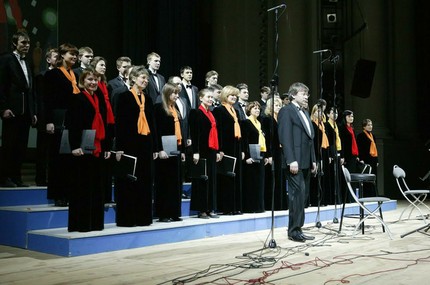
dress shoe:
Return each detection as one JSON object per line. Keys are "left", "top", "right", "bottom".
{"left": 15, "top": 182, "right": 29, "bottom": 187}
{"left": 54, "top": 199, "right": 69, "bottom": 207}
{"left": 0, "top": 178, "right": 17, "bottom": 187}
{"left": 207, "top": 212, "right": 219, "bottom": 218}
{"left": 233, "top": 211, "right": 243, "bottom": 215}
{"left": 171, "top": 217, "right": 183, "bottom": 222}
{"left": 300, "top": 233, "right": 315, "bottom": 240}
{"left": 198, "top": 212, "right": 209, "bottom": 219}
{"left": 288, "top": 234, "right": 306, "bottom": 243}
{"left": 158, "top": 218, "right": 171, "bottom": 223}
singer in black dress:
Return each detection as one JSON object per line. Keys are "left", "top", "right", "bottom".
{"left": 114, "top": 66, "right": 156, "bottom": 227}
{"left": 188, "top": 88, "right": 221, "bottom": 219}
{"left": 261, "top": 97, "right": 287, "bottom": 211}
{"left": 212, "top": 85, "right": 243, "bottom": 215}
{"left": 153, "top": 83, "right": 185, "bottom": 222}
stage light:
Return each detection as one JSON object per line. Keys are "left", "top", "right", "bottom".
{"left": 327, "top": 13, "right": 337, "bottom": 23}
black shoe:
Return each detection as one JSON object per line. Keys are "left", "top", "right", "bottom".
{"left": 181, "top": 193, "right": 191, "bottom": 199}
{"left": 54, "top": 199, "right": 69, "bottom": 207}
{"left": 207, "top": 212, "right": 219, "bottom": 218}
{"left": 171, "top": 217, "right": 183, "bottom": 222}
{"left": 233, "top": 211, "right": 243, "bottom": 215}
{"left": 198, "top": 212, "right": 209, "bottom": 219}
{"left": 15, "top": 182, "right": 29, "bottom": 187}
{"left": 300, "top": 233, "right": 315, "bottom": 240}
{"left": 158, "top": 218, "right": 171, "bottom": 223}
{"left": 288, "top": 234, "right": 306, "bottom": 243}
{"left": 36, "top": 181, "right": 48, "bottom": 186}
{"left": 0, "top": 178, "right": 17, "bottom": 187}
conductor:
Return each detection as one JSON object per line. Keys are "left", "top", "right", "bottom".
{"left": 278, "top": 82, "right": 317, "bottom": 242}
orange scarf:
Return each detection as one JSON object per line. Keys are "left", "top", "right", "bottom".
{"left": 328, "top": 120, "right": 342, "bottom": 151}
{"left": 131, "top": 89, "right": 150, "bottom": 135}
{"left": 169, "top": 105, "right": 182, "bottom": 145}
{"left": 364, "top": 130, "right": 378, "bottom": 157}
{"left": 312, "top": 118, "right": 329, "bottom": 149}
{"left": 249, "top": 117, "right": 267, "bottom": 152}
{"left": 98, "top": 81, "right": 115, "bottom": 124}
{"left": 58, "top": 66, "right": 80, "bottom": 94}
{"left": 222, "top": 103, "right": 241, "bottom": 139}
{"left": 82, "top": 90, "right": 105, "bottom": 157}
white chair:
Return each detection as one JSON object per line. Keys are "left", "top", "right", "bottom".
{"left": 393, "top": 165, "right": 430, "bottom": 223}
{"left": 342, "top": 166, "right": 393, "bottom": 239}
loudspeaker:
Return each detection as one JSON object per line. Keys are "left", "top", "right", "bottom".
{"left": 351, "top": 59, "right": 376, "bottom": 98}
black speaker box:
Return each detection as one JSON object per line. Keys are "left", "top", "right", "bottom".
{"left": 351, "top": 59, "right": 376, "bottom": 98}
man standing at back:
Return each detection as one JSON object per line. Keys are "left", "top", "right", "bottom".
{"left": 179, "top": 66, "right": 198, "bottom": 109}
{"left": 0, "top": 30, "right": 37, "bottom": 187}
{"left": 146, "top": 52, "right": 166, "bottom": 104}
{"left": 278, "top": 82, "right": 316, "bottom": 242}
{"left": 72, "top": 46, "right": 93, "bottom": 78}
{"left": 108, "top": 56, "right": 132, "bottom": 96}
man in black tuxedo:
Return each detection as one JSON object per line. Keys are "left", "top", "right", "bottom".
{"left": 72, "top": 46, "right": 93, "bottom": 78}
{"left": 233, "top": 83, "right": 249, "bottom": 121}
{"left": 107, "top": 56, "right": 131, "bottom": 96}
{"left": 146, "top": 52, "right": 166, "bottom": 104}
{"left": 179, "top": 66, "right": 199, "bottom": 109}
{"left": 278, "top": 82, "right": 316, "bottom": 242}
{"left": 0, "top": 30, "right": 37, "bottom": 187}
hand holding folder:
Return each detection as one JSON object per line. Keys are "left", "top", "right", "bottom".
{"left": 59, "top": 129, "right": 96, "bottom": 154}
{"left": 110, "top": 151, "right": 137, "bottom": 181}
{"left": 187, "top": 158, "right": 208, "bottom": 180}
{"left": 217, "top": 154, "right": 236, "bottom": 177}
{"left": 162, "top": 135, "right": 180, "bottom": 156}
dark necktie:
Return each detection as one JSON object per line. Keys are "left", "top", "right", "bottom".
{"left": 186, "top": 85, "right": 192, "bottom": 89}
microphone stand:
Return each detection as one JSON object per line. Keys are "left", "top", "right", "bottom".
{"left": 331, "top": 55, "right": 340, "bottom": 224}
{"left": 242, "top": 5, "right": 285, "bottom": 258}
{"left": 314, "top": 51, "right": 331, "bottom": 228}
{"left": 266, "top": 5, "right": 284, "bottom": 249}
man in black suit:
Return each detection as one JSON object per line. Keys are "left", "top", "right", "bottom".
{"left": 0, "top": 30, "right": 37, "bottom": 187}
{"left": 107, "top": 56, "right": 131, "bottom": 97}
{"left": 179, "top": 66, "right": 199, "bottom": 109}
{"left": 233, "top": 83, "right": 249, "bottom": 121}
{"left": 146, "top": 52, "right": 166, "bottom": 104}
{"left": 278, "top": 82, "right": 317, "bottom": 242}
{"left": 34, "top": 48, "right": 58, "bottom": 186}
{"left": 72, "top": 46, "right": 93, "bottom": 78}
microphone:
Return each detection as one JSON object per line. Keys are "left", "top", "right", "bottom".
{"left": 267, "top": 4, "right": 286, "bottom": 12}
{"left": 313, "top": 49, "right": 331, "bottom": 54}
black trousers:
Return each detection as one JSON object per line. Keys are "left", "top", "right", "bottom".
{"left": 0, "top": 114, "right": 31, "bottom": 183}
{"left": 286, "top": 168, "right": 311, "bottom": 236}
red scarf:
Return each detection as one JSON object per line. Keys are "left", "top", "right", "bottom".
{"left": 82, "top": 90, "right": 105, "bottom": 157}
{"left": 97, "top": 81, "right": 115, "bottom": 124}
{"left": 347, "top": 125, "right": 359, "bottom": 156}
{"left": 199, "top": 105, "right": 219, "bottom": 150}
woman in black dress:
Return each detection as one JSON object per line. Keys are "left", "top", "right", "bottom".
{"left": 356, "top": 118, "right": 378, "bottom": 196}
{"left": 66, "top": 68, "right": 112, "bottom": 232}
{"left": 189, "top": 88, "right": 221, "bottom": 219}
{"left": 153, "top": 83, "right": 185, "bottom": 222}
{"left": 212, "top": 85, "right": 243, "bottom": 215}
{"left": 261, "top": 97, "right": 287, "bottom": 211}
{"left": 241, "top": 101, "right": 268, "bottom": 213}
{"left": 44, "top": 43, "right": 79, "bottom": 207}
{"left": 114, "top": 66, "right": 156, "bottom": 227}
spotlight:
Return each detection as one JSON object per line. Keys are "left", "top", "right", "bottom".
{"left": 327, "top": 14, "right": 337, "bottom": 23}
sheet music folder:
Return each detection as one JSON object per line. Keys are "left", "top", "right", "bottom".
{"left": 162, "top": 135, "right": 180, "bottom": 156}
{"left": 249, "top": 144, "right": 262, "bottom": 163}
{"left": 110, "top": 151, "right": 137, "bottom": 181}
{"left": 217, "top": 154, "right": 236, "bottom": 177}
{"left": 187, "top": 158, "right": 207, "bottom": 180}
{"left": 59, "top": 129, "right": 96, "bottom": 154}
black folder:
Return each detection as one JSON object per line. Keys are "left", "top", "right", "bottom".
{"left": 110, "top": 152, "right": 137, "bottom": 181}
{"left": 52, "top": 109, "right": 66, "bottom": 130}
{"left": 249, "top": 144, "right": 262, "bottom": 163}
{"left": 187, "top": 158, "right": 207, "bottom": 180}
{"left": 59, "top": 129, "right": 96, "bottom": 154}
{"left": 162, "top": 135, "right": 180, "bottom": 156}
{"left": 217, "top": 154, "right": 236, "bottom": 177}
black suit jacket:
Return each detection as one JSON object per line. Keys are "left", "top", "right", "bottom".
{"left": 278, "top": 103, "right": 316, "bottom": 169}
{"left": 107, "top": 76, "right": 126, "bottom": 97}
{"left": 179, "top": 83, "right": 199, "bottom": 109}
{"left": 0, "top": 52, "right": 35, "bottom": 117}
{"left": 146, "top": 72, "right": 166, "bottom": 104}
{"left": 233, "top": 101, "right": 247, "bottom": 121}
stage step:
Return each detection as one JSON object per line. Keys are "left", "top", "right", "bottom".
{"left": 26, "top": 201, "right": 396, "bottom": 257}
